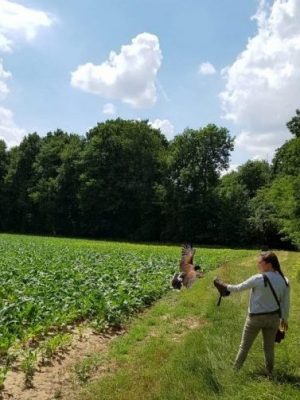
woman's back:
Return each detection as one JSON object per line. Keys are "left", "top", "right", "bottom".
{"left": 249, "top": 271, "right": 289, "bottom": 317}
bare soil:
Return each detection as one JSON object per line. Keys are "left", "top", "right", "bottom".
{"left": 2, "top": 327, "right": 123, "bottom": 400}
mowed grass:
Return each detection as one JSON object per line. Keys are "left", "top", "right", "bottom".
{"left": 0, "top": 234, "right": 254, "bottom": 355}
{"left": 79, "top": 251, "right": 300, "bottom": 400}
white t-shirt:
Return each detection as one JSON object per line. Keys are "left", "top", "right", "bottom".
{"left": 227, "top": 271, "right": 290, "bottom": 321}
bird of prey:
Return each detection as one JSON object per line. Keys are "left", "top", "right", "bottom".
{"left": 171, "top": 244, "right": 204, "bottom": 289}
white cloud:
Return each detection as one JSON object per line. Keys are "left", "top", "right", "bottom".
{"left": 71, "top": 32, "right": 162, "bottom": 108}
{"left": 0, "top": 1, "right": 54, "bottom": 146}
{"left": 198, "top": 62, "right": 217, "bottom": 75}
{"left": 150, "top": 118, "right": 175, "bottom": 139}
{"left": 0, "top": 33, "right": 12, "bottom": 52}
{"left": 0, "top": 106, "right": 25, "bottom": 146}
{"left": 0, "top": 59, "right": 11, "bottom": 98}
{"left": 220, "top": 163, "right": 239, "bottom": 177}
{"left": 0, "top": 60, "right": 22, "bottom": 146}
{"left": 220, "top": 0, "right": 300, "bottom": 159}
{"left": 102, "top": 102, "right": 116, "bottom": 116}
{"left": 0, "top": 0, "right": 53, "bottom": 52}
{"left": 235, "top": 131, "right": 284, "bottom": 161}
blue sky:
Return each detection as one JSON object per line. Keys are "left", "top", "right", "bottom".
{"left": 1, "top": 0, "right": 299, "bottom": 167}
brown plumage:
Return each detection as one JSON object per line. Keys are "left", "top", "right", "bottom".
{"left": 171, "top": 244, "right": 204, "bottom": 289}
{"left": 180, "top": 244, "right": 195, "bottom": 273}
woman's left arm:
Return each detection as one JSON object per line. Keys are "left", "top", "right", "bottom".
{"left": 227, "top": 274, "right": 260, "bottom": 293}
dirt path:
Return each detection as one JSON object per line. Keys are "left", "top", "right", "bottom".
{"left": 2, "top": 327, "right": 123, "bottom": 400}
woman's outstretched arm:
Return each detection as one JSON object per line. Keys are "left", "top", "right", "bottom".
{"left": 227, "top": 274, "right": 261, "bottom": 292}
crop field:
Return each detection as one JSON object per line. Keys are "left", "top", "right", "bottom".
{"left": 0, "top": 234, "right": 255, "bottom": 385}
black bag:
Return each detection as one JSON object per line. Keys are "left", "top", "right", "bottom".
{"left": 263, "top": 274, "right": 285, "bottom": 343}
{"left": 275, "top": 329, "right": 285, "bottom": 343}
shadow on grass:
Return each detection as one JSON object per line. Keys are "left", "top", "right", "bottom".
{"left": 273, "top": 373, "right": 300, "bottom": 388}
{"left": 250, "top": 371, "right": 300, "bottom": 389}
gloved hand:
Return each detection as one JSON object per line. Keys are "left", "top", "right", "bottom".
{"left": 213, "top": 278, "right": 230, "bottom": 297}
{"left": 213, "top": 278, "right": 230, "bottom": 306}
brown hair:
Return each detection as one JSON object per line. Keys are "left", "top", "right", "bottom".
{"left": 260, "top": 251, "right": 288, "bottom": 286}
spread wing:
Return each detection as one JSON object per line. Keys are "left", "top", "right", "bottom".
{"left": 180, "top": 244, "right": 195, "bottom": 272}
{"left": 181, "top": 243, "right": 195, "bottom": 265}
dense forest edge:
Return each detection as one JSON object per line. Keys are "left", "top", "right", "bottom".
{"left": 0, "top": 110, "right": 299, "bottom": 249}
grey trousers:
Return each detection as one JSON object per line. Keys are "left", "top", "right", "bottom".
{"left": 234, "top": 313, "right": 280, "bottom": 372}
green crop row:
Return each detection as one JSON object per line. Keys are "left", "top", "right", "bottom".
{"left": 0, "top": 234, "right": 255, "bottom": 355}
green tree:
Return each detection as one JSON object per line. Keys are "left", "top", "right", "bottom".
{"left": 216, "top": 172, "right": 250, "bottom": 245}
{"left": 161, "top": 124, "right": 234, "bottom": 242}
{"left": 29, "top": 130, "right": 83, "bottom": 234}
{"left": 54, "top": 134, "right": 84, "bottom": 234}
{"left": 0, "top": 140, "right": 7, "bottom": 230}
{"left": 264, "top": 176, "right": 300, "bottom": 247}
{"left": 286, "top": 108, "right": 300, "bottom": 138}
{"left": 5, "top": 133, "right": 41, "bottom": 232}
{"left": 273, "top": 138, "right": 300, "bottom": 176}
{"left": 248, "top": 190, "right": 281, "bottom": 247}
{"left": 249, "top": 176, "right": 300, "bottom": 248}
{"left": 261, "top": 109, "right": 300, "bottom": 248}
{"left": 273, "top": 109, "right": 300, "bottom": 176}
{"left": 79, "top": 119, "right": 168, "bottom": 240}
{"left": 237, "top": 160, "right": 271, "bottom": 198}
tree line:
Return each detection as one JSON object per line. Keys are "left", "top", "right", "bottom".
{"left": 0, "top": 111, "right": 299, "bottom": 249}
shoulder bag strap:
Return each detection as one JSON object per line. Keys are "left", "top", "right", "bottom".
{"left": 263, "top": 274, "right": 282, "bottom": 318}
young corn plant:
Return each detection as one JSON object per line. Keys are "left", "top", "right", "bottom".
{"left": 73, "top": 354, "right": 102, "bottom": 385}
{"left": 0, "top": 366, "right": 8, "bottom": 390}
{"left": 40, "top": 334, "right": 72, "bottom": 365}
{"left": 20, "top": 350, "right": 37, "bottom": 388}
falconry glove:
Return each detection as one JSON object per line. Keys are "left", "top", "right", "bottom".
{"left": 213, "top": 278, "right": 230, "bottom": 306}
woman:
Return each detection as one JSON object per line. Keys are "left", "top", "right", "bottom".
{"left": 221, "top": 251, "right": 290, "bottom": 374}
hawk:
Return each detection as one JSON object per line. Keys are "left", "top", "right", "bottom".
{"left": 171, "top": 244, "right": 204, "bottom": 289}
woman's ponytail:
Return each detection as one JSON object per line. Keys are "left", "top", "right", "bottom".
{"left": 261, "top": 251, "right": 289, "bottom": 286}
